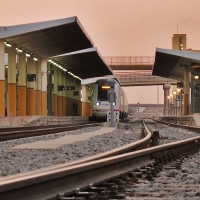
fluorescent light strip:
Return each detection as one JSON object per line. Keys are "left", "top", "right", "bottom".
{"left": 47, "top": 59, "right": 67, "bottom": 72}
{"left": 4, "top": 42, "right": 12, "bottom": 47}
{"left": 16, "top": 48, "right": 23, "bottom": 52}
{"left": 67, "top": 71, "right": 81, "bottom": 80}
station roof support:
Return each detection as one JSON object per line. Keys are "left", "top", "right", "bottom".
{"left": 50, "top": 47, "right": 113, "bottom": 79}
{"left": 152, "top": 48, "right": 200, "bottom": 81}
{"left": 0, "top": 16, "right": 114, "bottom": 79}
{"left": 0, "top": 17, "right": 93, "bottom": 58}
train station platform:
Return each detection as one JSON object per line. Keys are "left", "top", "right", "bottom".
{"left": 0, "top": 116, "right": 89, "bottom": 127}
{"left": 159, "top": 115, "right": 197, "bottom": 126}
{"left": 11, "top": 127, "right": 116, "bottom": 150}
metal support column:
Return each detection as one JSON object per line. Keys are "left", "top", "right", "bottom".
{"left": 47, "top": 66, "right": 53, "bottom": 116}
{"left": 110, "top": 88, "right": 115, "bottom": 127}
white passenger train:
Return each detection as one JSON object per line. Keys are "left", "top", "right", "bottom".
{"left": 90, "top": 78, "right": 128, "bottom": 122}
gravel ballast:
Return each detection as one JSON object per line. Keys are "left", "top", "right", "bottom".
{"left": 0, "top": 124, "right": 143, "bottom": 177}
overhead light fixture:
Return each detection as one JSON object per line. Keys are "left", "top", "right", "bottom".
{"left": 16, "top": 48, "right": 23, "bottom": 52}
{"left": 4, "top": 42, "right": 12, "bottom": 47}
{"left": 33, "top": 57, "right": 38, "bottom": 61}
{"left": 26, "top": 53, "right": 30, "bottom": 57}
{"left": 47, "top": 59, "right": 67, "bottom": 72}
{"left": 194, "top": 76, "right": 199, "bottom": 80}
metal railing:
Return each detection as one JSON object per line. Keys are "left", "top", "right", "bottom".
{"left": 114, "top": 71, "right": 153, "bottom": 78}
{"left": 114, "top": 71, "right": 177, "bottom": 84}
{"left": 104, "top": 56, "right": 155, "bottom": 65}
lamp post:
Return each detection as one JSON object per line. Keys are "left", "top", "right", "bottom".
{"left": 192, "top": 75, "right": 199, "bottom": 113}
{"left": 167, "top": 95, "right": 170, "bottom": 115}
{"left": 170, "top": 94, "right": 173, "bottom": 115}
{"left": 173, "top": 91, "right": 177, "bottom": 116}
{"left": 177, "top": 88, "right": 182, "bottom": 116}
{"left": 109, "top": 87, "right": 115, "bottom": 127}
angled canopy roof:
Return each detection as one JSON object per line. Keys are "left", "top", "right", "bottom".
{"left": 152, "top": 48, "right": 200, "bottom": 81}
{"left": 0, "top": 17, "right": 93, "bottom": 58}
{"left": 50, "top": 47, "right": 114, "bottom": 79}
{"left": 81, "top": 75, "right": 120, "bottom": 85}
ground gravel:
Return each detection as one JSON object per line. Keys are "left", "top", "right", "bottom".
{"left": 126, "top": 150, "right": 200, "bottom": 199}
{"left": 0, "top": 124, "right": 143, "bottom": 177}
{"left": 145, "top": 119, "right": 200, "bottom": 145}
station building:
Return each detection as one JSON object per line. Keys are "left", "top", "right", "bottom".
{"left": 153, "top": 34, "right": 200, "bottom": 116}
{"left": 0, "top": 17, "right": 113, "bottom": 117}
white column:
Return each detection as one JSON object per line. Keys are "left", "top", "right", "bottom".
{"left": 163, "top": 84, "right": 171, "bottom": 116}
{"left": 53, "top": 65, "right": 58, "bottom": 116}
{"left": 8, "top": 46, "right": 16, "bottom": 116}
{"left": 41, "top": 58, "right": 47, "bottom": 115}
{"left": 18, "top": 52, "right": 26, "bottom": 116}
{"left": 183, "top": 66, "right": 190, "bottom": 115}
{"left": 0, "top": 40, "right": 5, "bottom": 116}
{"left": 26, "top": 55, "right": 35, "bottom": 115}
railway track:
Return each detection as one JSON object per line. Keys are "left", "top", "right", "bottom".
{"left": 0, "top": 119, "right": 200, "bottom": 199}
{"left": 0, "top": 122, "right": 100, "bottom": 141}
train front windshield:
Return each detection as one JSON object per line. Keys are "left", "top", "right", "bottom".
{"left": 98, "top": 86, "right": 108, "bottom": 101}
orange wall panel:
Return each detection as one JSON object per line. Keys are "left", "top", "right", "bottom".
{"left": 37, "top": 90, "right": 41, "bottom": 115}
{"left": 53, "top": 94, "right": 57, "bottom": 116}
{"left": 65, "top": 97, "right": 68, "bottom": 116}
{"left": 78, "top": 100, "right": 82, "bottom": 116}
{"left": 0, "top": 80, "right": 5, "bottom": 116}
{"left": 41, "top": 91, "right": 47, "bottom": 116}
{"left": 57, "top": 96, "right": 62, "bottom": 116}
{"left": 34, "top": 90, "right": 41, "bottom": 115}
{"left": 27, "top": 88, "right": 35, "bottom": 115}
{"left": 82, "top": 102, "right": 91, "bottom": 116}
{"left": 18, "top": 86, "right": 26, "bottom": 116}
{"left": 62, "top": 97, "right": 66, "bottom": 116}
{"left": 66, "top": 97, "right": 70, "bottom": 116}
{"left": 8, "top": 83, "right": 16, "bottom": 116}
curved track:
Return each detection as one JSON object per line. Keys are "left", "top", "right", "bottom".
{"left": 0, "top": 119, "right": 200, "bottom": 199}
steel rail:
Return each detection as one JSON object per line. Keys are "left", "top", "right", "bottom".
{"left": 1, "top": 120, "right": 200, "bottom": 199}
{"left": 155, "top": 119, "right": 200, "bottom": 133}
{"left": 0, "top": 121, "right": 94, "bottom": 132}
{"left": 0, "top": 122, "right": 101, "bottom": 141}
{"left": 0, "top": 120, "right": 152, "bottom": 181}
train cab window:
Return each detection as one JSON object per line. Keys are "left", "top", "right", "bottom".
{"left": 98, "top": 86, "right": 108, "bottom": 101}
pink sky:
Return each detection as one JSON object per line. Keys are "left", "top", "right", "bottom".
{"left": 1, "top": 0, "right": 200, "bottom": 104}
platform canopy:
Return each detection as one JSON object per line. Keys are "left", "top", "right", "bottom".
{"left": 0, "top": 17, "right": 93, "bottom": 58}
{"left": 81, "top": 75, "right": 120, "bottom": 85}
{"left": 152, "top": 48, "right": 200, "bottom": 81}
{"left": 50, "top": 47, "right": 114, "bottom": 79}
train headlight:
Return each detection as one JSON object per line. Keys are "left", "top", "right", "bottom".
{"left": 95, "top": 102, "right": 101, "bottom": 106}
